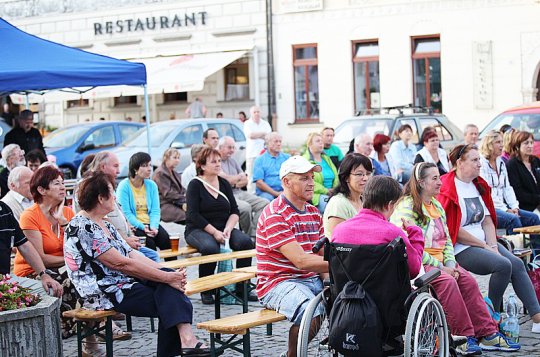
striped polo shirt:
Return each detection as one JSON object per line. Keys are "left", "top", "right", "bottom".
{"left": 0, "top": 201, "right": 27, "bottom": 274}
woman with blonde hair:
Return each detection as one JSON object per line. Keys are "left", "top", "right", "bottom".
{"left": 302, "top": 132, "right": 338, "bottom": 213}
{"left": 479, "top": 130, "right": 540, "bottom": 241}
{"left": 153, "top": 148, "right": 187, "bottom": 224}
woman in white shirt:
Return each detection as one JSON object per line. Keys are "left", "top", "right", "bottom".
{"left": 414, "top": 130, "right": 449, "bottom": 176}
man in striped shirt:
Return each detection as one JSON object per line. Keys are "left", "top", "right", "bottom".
{"left": 256, "top": 156, "right": 328, "bottom": 357}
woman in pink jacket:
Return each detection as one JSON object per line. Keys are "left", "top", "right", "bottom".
{"left": 332, "top": 176, "right": 424, "bottom": 278}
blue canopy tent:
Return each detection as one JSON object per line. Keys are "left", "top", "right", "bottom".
{"left": 0, "top": 17, "right": 152, "bottom": 154}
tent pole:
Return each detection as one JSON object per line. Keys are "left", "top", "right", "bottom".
{"left": 25, "top": 93, "right": 30, "bottom": 109}
{"left": 144, "top": 85, "right": 151, "bottom": 156}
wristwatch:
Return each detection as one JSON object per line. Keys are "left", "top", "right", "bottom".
{"left": 37, "top": 269, "right": 55, "bottom": 279}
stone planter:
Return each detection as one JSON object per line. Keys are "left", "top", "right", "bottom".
{"left": 0, "top": 294, "right": 63, "bottom": 357}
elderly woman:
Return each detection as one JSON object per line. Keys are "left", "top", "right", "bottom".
{"left": 302, "top": 132, "right": 338, "bottom": 213}
{"left": 13, "top": 165, "right": 78, "bottom": 338}
{"left": 185, "top": 147, "right": 255, "bottom": 304}
{"left": 323, "top": 153, "right": 372, "bottom": 238}
{"left": 153, "top": 148, "right": 187, "bottom": 224}
{"left": 414, "top": 130, "right": 449, "bottom": 176}
{"left": 371, "top": 134, "right": 396, "bottom": 178}
{"left": 507, "top": 131, "right": 540, "bottom": 214}
{"left": 65, "top": 173, "right": 209, "bottom": 357}
{"left": 438, "top": 144, "right": 540, "bottom": 334}
{"left": 0, "top": 143, "right": 25, "bottom": 199}
{"left": 391, "top": 163, "right": 511, "bottom": 354}
{"left": 479, "top": 130, "right": 540, "bottom": 246}
{"left": 117, "top": 152, "right": 171, "bottom": 252}
{"left": 389, "top": 124, "right": 417, "bottom": 184}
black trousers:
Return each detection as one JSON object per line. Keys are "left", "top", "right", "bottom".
{"left": 185, "top": 228, "right": 254, "bottom": 278}
{"left": 114, "top": 278, "right": 193, "bottom": 357}
{"left": 134, "top": 224, "right": 171, "bottom": 251}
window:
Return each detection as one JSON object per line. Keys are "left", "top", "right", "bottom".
{"left": 224, "top": 58, "right": 250, "bottom": 101}
{"left": 67, "top": 99, "right": 89, "bottom": 108}
{"left": 394, "top": 118, "right": 419, "bottom": 143}
{"left": 293, "top": 44, "right": 319, "bottom": 122}
{"left": 210, "top": 122, "right": 235, "bottom": 139}
{"left": 171, "top": 125, "right": 203, "bottom": 149}
{"left": 164, "top": 92, "right": 188, "bottom": 103}
{"left": 118, "top": 125, "right": 141, "bottom": 143}
{"left": 353, "top": 40, "right": 380, "bottom": 112}
{"left": 231, "top": 125, "right": 246, "bottom": 142}
{"left": 114, "top": 96, "right": 137, "bottom": 106}
{"left": 419, "top": 118, "right": 453, "bottom": 142}
{"left": 412, "top": 36, "right": 442, "bottom": 113}
{"left": 83, "top": 126, "right": 115, "bottom": 150}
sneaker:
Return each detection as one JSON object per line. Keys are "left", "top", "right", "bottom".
{"left": 532, "top": 322, "right": 540, "bottom": 334}
{"left": 479, "top": 332, "right": 520, "bottom": 352}
{"left": 455, "top": 337, "right": 482, "bottom": 355}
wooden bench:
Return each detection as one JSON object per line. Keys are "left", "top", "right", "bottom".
{"left": 158, "top": 245, "right": 199, "bottom": 260}
{"left": 63, "top": 308, "right": 116, "bottom": 357}
{"left": 232, "top": 266, "right": 257, "bottom": 274}
{"left": 160, "top": 249, "right": 256, "bottom": 269}
{"left": 197, "top": 309, "right": 286, "bottom": 357}
{"left": 513, "top": 225, "right": 540, "bottom": 234}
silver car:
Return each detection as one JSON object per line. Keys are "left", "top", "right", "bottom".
{"left": 112, "top": 118, "right": 246, "bottom": 178}
{"left": 334, "top": 112, "right": 464, "bottom": 153}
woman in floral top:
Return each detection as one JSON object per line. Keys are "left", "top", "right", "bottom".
{"left": 65, "top": 172, "right": 209, "bottom": 357}
{"left": 390, "top": 163, "right": 510, "bottom": 354}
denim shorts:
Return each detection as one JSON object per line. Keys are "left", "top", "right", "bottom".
{"left": 260, "top": 276, "right": 323, "bottom": 325}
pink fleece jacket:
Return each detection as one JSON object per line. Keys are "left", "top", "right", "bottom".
{"left": 332, "top": 209, "right": 424, "bottom": 278}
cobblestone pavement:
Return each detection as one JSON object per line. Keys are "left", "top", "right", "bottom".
{"left": 62, "top": 224, "right": 539, "bottom": 356}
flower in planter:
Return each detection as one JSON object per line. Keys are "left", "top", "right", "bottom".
{"left": 0, "top": 274, "right": 41, "bottom": 311}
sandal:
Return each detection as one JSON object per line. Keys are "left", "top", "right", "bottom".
{"left": 97, "top": 321, "right": 132, "bottom": 341}
{"left": 180, "top": 341, "right": 211, "bottom": 356}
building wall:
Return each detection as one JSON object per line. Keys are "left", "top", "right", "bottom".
{"left": 5, "top": 0, "right": 268, "bottom": 128}
{"left": 272, "top": 0, "right": 540, "bottom": 145}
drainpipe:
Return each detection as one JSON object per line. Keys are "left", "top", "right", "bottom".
{"left": 266, "top": 0, "right": 276, "bottom": 129}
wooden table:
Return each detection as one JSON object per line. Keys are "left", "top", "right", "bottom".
{"left": 158, "top": 246, "right": 198, "bottom": 260}
{"left": 160, "top": 249, "right": 256, "bottom": 269}
{"left": 513, "top": 225, "right": 540, "bottom": 234}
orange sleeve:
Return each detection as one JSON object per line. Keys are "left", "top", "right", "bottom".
{"left": 19, "top": 206, "right": 41, "bottom": 231}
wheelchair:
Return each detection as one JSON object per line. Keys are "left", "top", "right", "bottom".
{"left": 297, "top": 237, "right": 450, "bottom": 357}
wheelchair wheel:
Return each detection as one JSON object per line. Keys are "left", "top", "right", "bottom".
{"left": 404, "top": 292, "right": 449, "bottom": 357}
{"left": 297, "top": 290, "right": 333, "bottom": 357}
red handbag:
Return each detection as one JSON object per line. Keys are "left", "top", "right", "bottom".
{"left": 527, "top": 256, "right": 540, "bottom": 302}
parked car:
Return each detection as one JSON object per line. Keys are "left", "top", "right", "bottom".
{"left": 112, "top": 118, "right": 247, "bottom": 178}
{"left": 333, "top": 107, "right": 464, "bottom": 153}
{"left": 0, "top": 119, "right": 11, "bottom": 150}
{"left": 481, "top": 101, "right": 540, "bottom": 156}
{"left": 44, "top": 121, "right": 143, "bottom": 177}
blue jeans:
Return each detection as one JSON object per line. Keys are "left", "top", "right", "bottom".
{"left": 317, "top": 194, "right": 330, "bottom": 214}
{"left": 496, "top": 208, "right": 540, "bottom": 251}
{"left": 258, "top": 191, "right": 275, "bottom": 202}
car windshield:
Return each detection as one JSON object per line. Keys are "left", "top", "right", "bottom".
{"left": 44, "top": 126, "right": 89, "bottom": 147}
{"left": 334, "top": 118, "right": 394, "bottom": 144}
{"left": 122, "top": 124, "right": 176, "bottom": 147}
{"left": 483, "top": 113, "right": 540, "bottom": 140}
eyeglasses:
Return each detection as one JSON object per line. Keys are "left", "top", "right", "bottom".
{"left": 351, "top": 171, "right": 372, "bottom": 178}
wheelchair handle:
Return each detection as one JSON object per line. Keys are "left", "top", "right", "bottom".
{"left": 312, "top": 237, "right": 329, "bottom": 253}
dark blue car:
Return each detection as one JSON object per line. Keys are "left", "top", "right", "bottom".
{"left": 44, "top": 121, "right": 143, "bottom": 176}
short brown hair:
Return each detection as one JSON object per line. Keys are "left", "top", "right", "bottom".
{"left": 363, "top": 176, "right": 402, "bottom": 212}
{"left": 195, "top": 147, "right": 221, "bottom": 176}
{"left": 78, "top": 172, "right": 115, "bottom": 211}
{"left": 509, "top": 130, "right": 534, "bottom": 161}
{"left": 422, "top": 130, "right": 438, "bottom": 144}
{"left": 30, "top": 165, "right": 64, "bottom": 203}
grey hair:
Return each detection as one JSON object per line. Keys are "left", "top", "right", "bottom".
{"left": 190, "top": 144, "right": 206, "bottom": 162}
{"left": 218, "top": 136, "right": 235, "bottom": 148}
{"left": 7, "top": 166, "right": 32, "bottom": 188}
{"left": 89, "top": 151, "right": 112, "bottom": 173}
{"left": 265, "top": 132, "right": 282, "bottom": 145}
{"left": 354, "top": 133, "right": 369, "bottom": 147}
{"left": 464, "top": 124, "right": 478, "bottom": 133}
{"left": 1, "top": 144, "right": 20, "bottom": 163}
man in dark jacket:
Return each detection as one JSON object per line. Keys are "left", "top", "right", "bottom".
{"left": 3, "top": 110, "right": 45, "bottom": 155}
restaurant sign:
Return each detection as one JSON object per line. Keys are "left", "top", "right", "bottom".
{"left": 94, "top": 12, "right": 208, "bottom": 35}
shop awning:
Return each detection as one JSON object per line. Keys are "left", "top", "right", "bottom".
{"left": 12, "top": 49, "right": 248, "bottom": 102}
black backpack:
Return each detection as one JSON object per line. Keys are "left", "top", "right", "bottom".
{"left": 328, "top": 241, "right": 400, "bottom": 356}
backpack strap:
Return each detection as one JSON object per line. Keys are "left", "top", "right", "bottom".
{"left": 194, "top": 176, "right": 230, "bottom": 203}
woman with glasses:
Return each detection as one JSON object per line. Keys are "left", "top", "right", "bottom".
{"left": 391, "top": 162, "right": 504, "bottom": 354}
{"left": 438, "top": 144, "right": 540, "bottom": 335}
{"left": 479, "top": 130, "right": 540, "bottom": 244}
{"left": 414, "top": 130, "right": 449, "bottom": 176}
{"left": 323, "top": 153, "right": 372, "bottom": 239}
{"left": 117, "top": 152, "right": 171, "bottom": 253}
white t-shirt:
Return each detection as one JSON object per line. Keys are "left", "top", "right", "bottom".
{"left": 454, "top": 178, "right": 489, "bottom": 255}
{"left": 243, "top": 119, "right": 271, "bottom": 159}
{"left": 181, "top": 163, "right": 196, "bottom": 189}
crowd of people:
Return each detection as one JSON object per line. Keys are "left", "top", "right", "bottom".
{"left": 2, "top": 105, "right": 540, "bottom": 357}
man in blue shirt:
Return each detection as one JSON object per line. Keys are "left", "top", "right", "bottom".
{"left": 253, "top": 132, "right": 290, "bottom": 201}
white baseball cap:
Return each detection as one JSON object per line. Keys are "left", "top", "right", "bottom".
{"left": 279, "top": 155, "right": 322, "bottom": 179}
